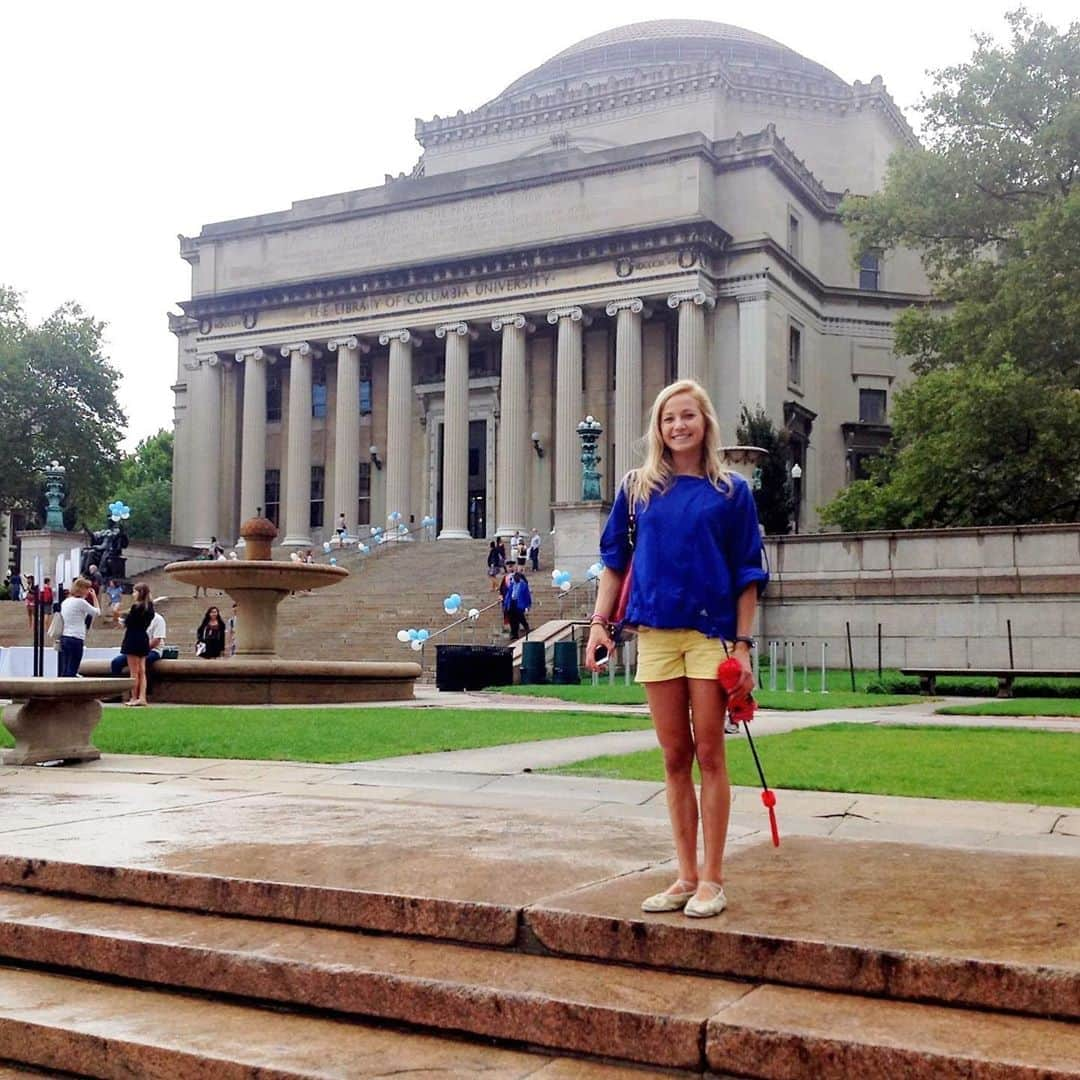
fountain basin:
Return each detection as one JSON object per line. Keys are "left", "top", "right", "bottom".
{"left": 165, "top": 560, "right": 348, "bottom": 658}
{"left": 82, "top": 659, "right": 420, "bottom": 705}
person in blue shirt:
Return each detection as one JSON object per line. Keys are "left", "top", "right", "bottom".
{"left": 586, "top": 379, "right": 768, "bottom": 919}
{"left": 502, "top": 570, "right": 532, "bottom": 640}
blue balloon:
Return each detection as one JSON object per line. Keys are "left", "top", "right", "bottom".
{"left": 407, "top": 628, "right": 419, "bottom": 640}
{"left": 417, "top": 628, "right": 429, "bottom": 641}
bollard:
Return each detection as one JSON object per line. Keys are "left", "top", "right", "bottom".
{"left": 785, "top": 640, "right": 795, "bottom": 693}
{"left": 769, "top": 640, "right": 778, "bottom": 691}
{"left": 802, "top": 640, "right": 809, "bottom": 693}
{"left": 821, "top": 642, "right": 829, "bottom": 694}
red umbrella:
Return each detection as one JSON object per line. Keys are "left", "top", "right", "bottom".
{"left": 718, "top": 656, "right": 780, "bottom": 847}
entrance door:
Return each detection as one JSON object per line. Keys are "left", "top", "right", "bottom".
{"left": 435, "top": 419, "right": 487, "bottom": 537}
{"left": 468, "top": 419, "right": 486, "bottom": 538}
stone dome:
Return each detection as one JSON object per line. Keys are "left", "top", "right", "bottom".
{"left": 494, "top": 19, "right": 848, "bottom": 105}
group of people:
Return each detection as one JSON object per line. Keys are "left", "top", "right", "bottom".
{"left": 485, "top": 529, "right": 541, "bottom": 590}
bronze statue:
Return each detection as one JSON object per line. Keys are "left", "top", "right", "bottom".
{"left": 80, "top": 520, "right": 128, "bottom": 580}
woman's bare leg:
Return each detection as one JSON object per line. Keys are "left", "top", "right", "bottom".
{"left": 130, "top": 656, "right": 147, "bottom": 704}
{"left": 688, "top": 677, "right": 731, "bottom": 889}
{"left": 645, "top": 678, "right": 698, "bottom": 886}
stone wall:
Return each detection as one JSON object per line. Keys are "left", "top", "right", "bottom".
{"left": 760, "top": 524, "right": 1080, "bottom": 670}
{"left": 17, "top": 531, "right": 198, "bottom": 582}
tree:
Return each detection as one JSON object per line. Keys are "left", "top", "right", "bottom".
{"left": 823, "top": 10, "right": 1080, "bottom": 528}
{"left": 104, "top": 429, "right": 173, "bottom": 541}
{"left": 735, "top": 406, "right": 795, "bottom": 535}
{"left": 0, "top": 287, "right": 126, "bottom": 527}
{"left": 821, "top": 362, "right": 1080, "bottom": 530}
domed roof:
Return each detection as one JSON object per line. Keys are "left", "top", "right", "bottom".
{"left": 494, "top": 19, "right": 847, "bottom": 104}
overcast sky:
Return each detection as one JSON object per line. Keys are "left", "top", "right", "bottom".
{"left": 2, "top": 1, "right": 1073, "bottom": 450}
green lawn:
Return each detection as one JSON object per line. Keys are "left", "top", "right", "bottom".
{"left": 937, "top": 699, "right": 1080, "bottom": 718}
{"left": 0, "top": 707, "right": 650, "bottom": 764}
{"left": 548, "top": 723, "right": 1080, "bottom": 806}
{"left": 494, "top": 680, "right": 921, "bottom": 710}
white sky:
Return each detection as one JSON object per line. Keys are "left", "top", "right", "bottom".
{"left": 1, "top": 1, "right": 1073, "bottom": 450}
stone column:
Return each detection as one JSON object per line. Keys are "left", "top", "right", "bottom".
{"left": 187, "top": 353, "right": 222, "bottom": 547}
{"left": 379, "top": 329, "right": 416, "bottom": 525}
{"left": 606, "top": 298, "right": 645, "bottom": 486}
{"left": 492, "top": 314, "right": 531, "bottom": 536}
{"left": 546, "top": 307, "right": 584, "bottom": 504}
{"left": 280, "top": 341, "right": 319, "bottom": 547}
{"left": 328, "top": 336, "right": 369, "bottom": 534}
{"left": 435, "top": 321, "right": 472, "bottom": 540}
{"left": 235, "top": 347, "right": 272, "bottom": 534}
{"left": 667, "top": 290, "right": 715, "bottom": 385}
{"left": 737, "top": 295, "right": 769, "bottom": 411}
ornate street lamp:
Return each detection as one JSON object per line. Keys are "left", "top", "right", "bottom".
{"left": 577, "top": 415, "right": 603, "bottom": 501}
{"left": 43, "top": 461, "right": 66, "bottom": 531}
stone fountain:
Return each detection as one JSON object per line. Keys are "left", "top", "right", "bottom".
{"left": 114, "top": 516, "right": 421, "bottom": 704}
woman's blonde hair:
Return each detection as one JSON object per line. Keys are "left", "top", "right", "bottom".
{"left": 70, "top": 577, "right": 92, "bottom": 598}
{"left": 625, "top": 379, "right": 733, "bottom": 508}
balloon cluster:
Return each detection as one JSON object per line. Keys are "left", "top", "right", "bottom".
{"left": 586, "top": 562, "right": 605, "bottom": 580}
{"left": 388, "top": 510, "right": 402, "bottom": 523}
{"left": 108, "top": 500, "right": 131, "bottom": 523}
{"left": 421, "top": 515, "right": 435, "bottom": 529}
{"left": 323, "top": 541, "right": 332, "bottom": 553}
{"left": 397, "top": 523, "right": 409, "bottom": 535}
{"left": 551, "top": 569, "right": 572, "bottom": 592}
{"left": 396, "top": 627, "right": 430, "bottom": 652}
{"left": 443, "top": 592, "right": 463, "bottom": 615}
{"left": 357, "top": 542, "right": 370, "bottom": 555}
{"left": 371, "top": 526, "right": 385, "bottom": 544}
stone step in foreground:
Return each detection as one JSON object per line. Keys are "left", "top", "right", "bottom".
{"left": 1, "top": 831, "right": 1075, "bottom": 1020}
{"left": 0, "top": 902, "right": 1077, "bottom": 1078}
{"left": 0, "top": 965, "right": 663, "bottom": 1079}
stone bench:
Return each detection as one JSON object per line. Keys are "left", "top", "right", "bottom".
{"left": 0, "top": 678, "right": 133, "bottom": 765}
{"left": 900, "top": 667, "right": 1080, "bottom": 699}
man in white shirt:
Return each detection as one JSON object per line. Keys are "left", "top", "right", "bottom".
{"left": 528, "top": 528, "right": 541, "bottom": 571}
{"left": 110, "top": 611, "right": 167, "bottom": 677}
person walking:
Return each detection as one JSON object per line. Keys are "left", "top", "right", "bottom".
{"left": 503, "top": 569, "right": 532, "bottom": 640}
{"left": 56, "top": 577, "right": 100, "bottom": 678}
{"left": 494, "top": 536, "right": 507, "bottom": 573}
{"left": 106, "top": 579, "right": 124, "bottom": 626}
{"left": 486, "top": 540, "right": 502, "bottom": 591}
{"left": 23, "top": 575, "right": 37, "bottom": 630}
{"left": 585, "top": 379, "right": 768, "bottom": 919}
{"left": 120, "top": 583, "right": 155, "bottom": 706}
{"left": 528, "top": 528, "right": 541, "bottom": 571}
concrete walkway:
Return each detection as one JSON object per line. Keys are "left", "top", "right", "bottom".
{"left": 5, "top": 691, "right": 1064, "bottom": 861}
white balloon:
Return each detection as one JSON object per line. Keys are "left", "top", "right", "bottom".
{"left": 396, "top": 630, "right": 410, "bottom": 643}
{"left": 560, "top": 580, "right": 571, "bottom": 592}
{"left": 467, "top": 608, "right": 480, "bottom": 620}
{"left": 410, "top": 639, "right": 423, "bottom": 651}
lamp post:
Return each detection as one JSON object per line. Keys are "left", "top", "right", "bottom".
{"left": 790, "top": 462, "right": 803, "bottom": 535}
{"left": 577, "top": 415, "right": 603, "bottom": 501}
{"left": 43, "top": 461, "right": 66, "bottom": 531}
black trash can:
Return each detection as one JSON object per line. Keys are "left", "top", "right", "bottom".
{"left": 520, "top": 641, "right": 547, "bottom": 684}
{"left": 436, "top": 644, "right": 513, "bottom": 692}
{"left": 552, "top": 639, "right": 580, "bottom": 685}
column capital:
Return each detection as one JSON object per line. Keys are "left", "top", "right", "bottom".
{"left": 546, "top": 306, "right": 584, "bottom": 325}
{"left": 327, "top": 336, "right": 372, "bottom": 353}
{"left": 378, "top": 328, "right": 416, "bottom": 346}
{"left": 491, "top": 314, "right": 535, "bottom": 333}
{"left": 191, "top": 352, "right": 221, "bottom": 369}
{"left": 667, "top": 290, "right": 715, "bottom": 311}
{"left": 605, "top": 297, "right": 645, "bottom": 317}
{"left": 234, "top": 346, "right": 276, "bottom": 364}
{"left": 434, "top": 321, "right": 471, "bottom": 339}
{"left": 280, "top": 341, "right": 322, "bottom": 360}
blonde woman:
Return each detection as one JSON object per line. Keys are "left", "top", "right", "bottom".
{"left": 56, "top": 577, "right": 100, "bottom": 677}
{"left": 120, "top": 583, "right": 155, "bottom": 706}
{"left": 585, "top": 380, "right": 768, "bottom": 918}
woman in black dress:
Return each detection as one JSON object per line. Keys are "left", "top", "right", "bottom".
{"left": 196, "top": 606, "right": 227, "bottom": 659}
{"left": 121, "top": 583, "right": 154, "bottom": 706}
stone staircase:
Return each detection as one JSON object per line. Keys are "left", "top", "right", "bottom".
{"left": 0, "top": 539, "right": 594, "bottom": 674}
{"left": 0, "top": 836, "right": 1073, "bottom": 1077}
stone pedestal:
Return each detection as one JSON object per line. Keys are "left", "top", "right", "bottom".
{"left": 0, "top": 677, "right": 133, "bottom": 765}
{"left": 551, "top": 501, "right": 611, "bottom": 581}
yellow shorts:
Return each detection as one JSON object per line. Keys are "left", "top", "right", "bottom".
{"left": 635, "top": 628, "right": 732, "bottom": 683}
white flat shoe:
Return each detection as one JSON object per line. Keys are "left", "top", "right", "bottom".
{"left": 641, "top": 879, "right": 698, "bottom": 913}
{"left": 684, "top": 881, "right": 727, "bottom": 918}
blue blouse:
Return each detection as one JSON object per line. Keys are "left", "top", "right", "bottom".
{"left": 599, "top": 473, "right": 768, "bottom": 639}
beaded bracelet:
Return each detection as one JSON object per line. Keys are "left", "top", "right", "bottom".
{"left": 589, "top": 613, "right": 609, "bottom": 625}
